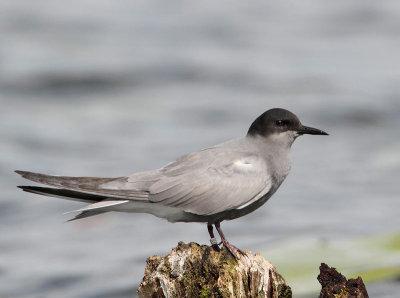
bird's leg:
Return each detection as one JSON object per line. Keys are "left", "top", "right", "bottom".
{"left": 207, "top": 224, "right": 221, "bottom": 251}
{"left": 215, "top": 222, "right": 246, "bottom": 259}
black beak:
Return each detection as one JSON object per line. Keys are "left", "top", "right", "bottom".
{"left": 297, "top": 125, "right": 328, "bottom": 136}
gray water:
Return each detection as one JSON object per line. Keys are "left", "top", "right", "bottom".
{"left": 1, "top": 0, "right": 400, "bottom": 297}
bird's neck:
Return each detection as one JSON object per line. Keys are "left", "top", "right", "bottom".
{"left": 248, "top": 134, "right": 293, "bottom": 181}
{"left": 265, "top": 131, "right": 297, "bottom": 149}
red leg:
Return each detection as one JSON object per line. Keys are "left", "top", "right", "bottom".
{"left": 215, "top": 222, "right": 246, "bottom": 259}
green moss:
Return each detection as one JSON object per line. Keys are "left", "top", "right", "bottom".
{"left": 277, "top": 284, "right": 293, "bottom": 298}
{"left": 139, "top": 242, "right": 290, "bottom": 298}
{"left": 175, "top": 242, "right": 225, "bottom": 297}
{"left": 333, "top": 288, "right": 348, "bottom": 298}
{"left": 199, "top": 287, "right": 210, "bottom": 298}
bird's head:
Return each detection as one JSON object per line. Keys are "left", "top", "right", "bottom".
{"left": 247, "top": 108, "right": 328, "bottom": 147}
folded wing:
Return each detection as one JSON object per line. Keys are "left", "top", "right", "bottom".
{"left": 148, "top": 150, "right": 272, "bottom": 215}
{"left": 15, "top": 170, "right": 149, "bottom": 200}
{"left": 16, "top": 140, "right": 272, "bottom": 218}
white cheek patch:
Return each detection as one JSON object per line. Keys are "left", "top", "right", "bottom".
{"left": 269, "top": 132, "right": 289, "bottom": 141}
{"left": 268, "top": 131, "right": 297, "bottom": 147}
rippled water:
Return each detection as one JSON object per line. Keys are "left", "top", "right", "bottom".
{"left": 1, "top": 0, "right": 400, "bottom": 297}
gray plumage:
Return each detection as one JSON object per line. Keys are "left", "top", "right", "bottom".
{"left": 16, "top": 108, "right": 328, "bottom": 225}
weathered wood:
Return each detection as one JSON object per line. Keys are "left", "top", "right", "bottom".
{"left": 318, "top": 263, "right": 369, "bottom": 298}
{"left": 137, "top": 242, "right": 292, "bottom": 298}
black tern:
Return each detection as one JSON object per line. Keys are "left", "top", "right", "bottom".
{"left": 16, "top": 108, "right": 328, "bottom": 259}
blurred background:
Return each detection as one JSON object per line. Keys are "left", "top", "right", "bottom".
{"left": 1, "top": 0, "right": 400, "bottom": 297}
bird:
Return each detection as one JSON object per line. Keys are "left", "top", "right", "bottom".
{"left": 16, "top": 108, "right": 328, "bottom": 259}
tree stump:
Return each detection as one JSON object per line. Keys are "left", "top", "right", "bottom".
{"left": 318, "top": 263, "right": 369, "bottom": 298}
{"left": 137, "top": 242, "right": 292, "bottom": 298}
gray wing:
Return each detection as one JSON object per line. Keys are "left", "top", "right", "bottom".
{"left": 146, "top": 146, "right": 272, "bottom": 216}
{"left": 17, "top": 139, "right": 272, "bottom": 217}
{"left": 15, "top": 170, "right": 149, "bottom": 200}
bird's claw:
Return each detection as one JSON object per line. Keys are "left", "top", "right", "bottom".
{"left": 222, "top": 241, "right": 247, "bottom": 260}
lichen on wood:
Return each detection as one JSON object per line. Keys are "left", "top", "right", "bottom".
{"left": 137, "top": 241, "right": 292, "bottom": 298}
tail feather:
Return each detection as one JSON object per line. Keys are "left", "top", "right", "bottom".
{"left": 66, "top": 210, "right": 108, "bottom": 222}
{"left": 15, "top": 170, "right": 149, "bottom": 200}
{"left": 19, "top": 186, "right": 129, "bottom": 221}
{"left": 18, "top": 186, "right": 106, "bottom": 203}
{"left": 15, "top": 170, "right": 119, "bottom": 188}
{"left": 16, "top": 170, "right": 150, "bottom": 221}
{"left": 68, "top": 200, "right": 129, "bottom": 213}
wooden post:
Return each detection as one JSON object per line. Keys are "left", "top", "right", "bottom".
{"left": 137, "top": 242, "right": 292, "bottom": 298}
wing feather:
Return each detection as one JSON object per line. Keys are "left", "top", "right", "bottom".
{"left": 17, "top": 138, "right": 272, "bottom": 216}
{"left": 15, "top": 170, "right": 149, "bottom": 200}
{"left": 148, "top": 149, "right": 272, "bottom": 215}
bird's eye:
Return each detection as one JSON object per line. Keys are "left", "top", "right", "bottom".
{"left": 275, "top": 120, "right": 285, "bottom": 126}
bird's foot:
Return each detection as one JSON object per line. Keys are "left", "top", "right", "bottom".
{"left": 221, "top": 240, "right": 247, "bottom": 260}
{"left": 210, "top": 237, "right": 221, "bottom": 251}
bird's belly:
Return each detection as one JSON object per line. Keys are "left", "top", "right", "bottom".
{"left": 204, "top": 184, "right": 281, "bottom": 223}
{"left": 112, "top": 201, "right": 189, "bottom": 222}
